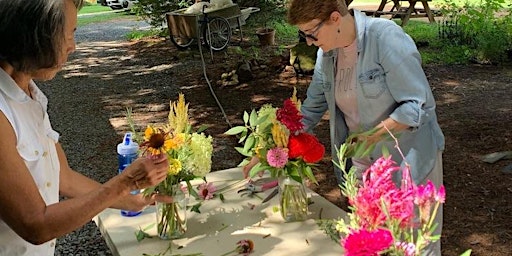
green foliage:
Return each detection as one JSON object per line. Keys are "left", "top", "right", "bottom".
{"left": 438, "top": 0, "right": 512, "bottom": 64}
{"left": 133, "top": 0, "right": 190, "bottom": 28}
{"left": 126, "top": 28, "right": 163, "bottom": 40}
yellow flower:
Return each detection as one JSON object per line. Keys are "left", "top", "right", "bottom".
{"left": 164, "top": 132, "right": 186, "bottom": 151}
{"left": 141, "top": 126, "right": 172, "bottom": 156}
{"left": 167, "top": 158, "right": 182, "bottom": 175}
{"left": 271, "top": 122, "right": 289, "bottom": 148}
{"left": 168, "top": 93, "right": 189, "bottom": 134}
{"left": 290, "top": 87, "right": 301, "bottom": 110}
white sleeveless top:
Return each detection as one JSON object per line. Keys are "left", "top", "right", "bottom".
{"left": 0, "top": 69, "right": 60, "bottom": 255}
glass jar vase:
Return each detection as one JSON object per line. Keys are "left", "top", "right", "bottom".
{"left": 156, "top": 185, "right": 188, "bottom": 240}
{"left": 278, "top": 176, "right": 308, "bottom": 222}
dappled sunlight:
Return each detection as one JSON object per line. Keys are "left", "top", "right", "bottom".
{"left": 442, "top": 80, "right": 461, "bottom": 86}
{"left": 251, "top": 94, "right": 272, "bottom": 104}
{"left": 437, "top": 92, "right": 461, "bottom": 105}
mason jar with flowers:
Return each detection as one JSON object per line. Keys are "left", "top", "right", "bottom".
{"left": 225, "top": 89, "right": 325, "bottom": 222}
{"left": 127, "top": 94, "right": 213, "bottom": 239}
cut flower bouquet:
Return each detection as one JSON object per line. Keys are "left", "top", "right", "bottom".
{"left": 326, "top": 133, "right": 447, "bottom": 255}
{"left": 127, "top": 93, "right": 213, "bottom": 239}
{"left": 225, "top": 88, "right": 325, "bottom": 221}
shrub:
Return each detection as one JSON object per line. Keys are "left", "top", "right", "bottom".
{"left": 439, "top": 0, "right": 512, "bottom": 64}
{"left": 133, "top": 0, "right": 190, "bottom": 29}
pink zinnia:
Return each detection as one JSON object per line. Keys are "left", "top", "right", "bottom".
{"left": 198, "top": 182, "right": 216, "bottom": 200}
{"left": 342, "top": 228, "right": 393, "bottom": 256}
{"left": 276, "top": 99, "right": 304, "bottom": 133}
{"left": 266, "top": 147, "right": 288, "bottom": 168}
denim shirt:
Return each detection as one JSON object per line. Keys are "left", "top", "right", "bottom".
{"left": 301, "top": 10, "right": 445, "bottom": 184}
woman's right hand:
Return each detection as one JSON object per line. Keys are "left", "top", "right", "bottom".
{"left": 122, "top": 154, "right": 169, "bottom": 191}
{"left": 242, "top": 156, "right": 261, "bottom": 179}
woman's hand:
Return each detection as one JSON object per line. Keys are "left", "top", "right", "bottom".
{"left": 117, "top": 192, "right": 174, "bottom": 212}
{"left": 122, "top": 154, "right": 169, "bottom": 191}
{"left": 242, "top": 156, "right": 261, "bottom": 179}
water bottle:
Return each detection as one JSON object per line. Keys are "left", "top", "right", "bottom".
{"left": 117, "top": 132, "right": 142, "bottom": 217}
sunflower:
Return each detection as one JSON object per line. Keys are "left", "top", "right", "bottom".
{"left": 140, "top": 126, "right": 173, "bottom": 156}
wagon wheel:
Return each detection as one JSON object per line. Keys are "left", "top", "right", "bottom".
{"left": 202, "top": 16, "right": 231, "bottom": 51}
{"left": 169, "top": 35, "right": 194, "bottom": 50}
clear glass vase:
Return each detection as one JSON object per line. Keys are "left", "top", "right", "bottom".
{"left": 278, "top": 176, "right": 308, "bottom": 222}
{"left": 156, "top": 185, "right": 188, "bottom": 240}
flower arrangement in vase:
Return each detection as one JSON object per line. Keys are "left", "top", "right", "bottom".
{"left": 127, "top": 93, "right": 213, "bottom": 239}
{"left": 225, "top": 88, "right": 325, "bottom": 222}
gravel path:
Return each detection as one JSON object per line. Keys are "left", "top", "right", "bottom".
{"left": 44, "top": 14, "right": 153, "bottom": 256}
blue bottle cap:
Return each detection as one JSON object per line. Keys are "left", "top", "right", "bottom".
{"left": 117, "top": 132, "right": 139, "bottom": 155}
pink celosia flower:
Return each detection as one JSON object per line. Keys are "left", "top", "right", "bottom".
{"left": 350, "top": 156, "right": 415, "bottom": 229}
{"left": 198, "top": 182, "right": 216, "bottom": 200}
{"left": 436, "top": 185, "right": 446, "bottom": 203}
{"left": 266, "top": 147, "right": 288, "bottom": 168}
{"left": 276, "top": 99, "right": 303, "bottom": 133}
{"left": 342, "top": 228, "right": 393, "bottom": 256}
{"left": 415, "top": 180, "right": 436, "bottom": 225}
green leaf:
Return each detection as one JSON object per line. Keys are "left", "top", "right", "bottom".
{"left": 249, "top": 109, "right": 258, "bottom": 127}
{"left": 254, "top": 113, "right": 269, "bottom": 126}
{"left": 238, "top": 130, "right": 248, "bottom": 143}
{"left": 303, "top": 165, "right": 318, "bottom": 184}
{"left": 224, "top": 126, "right": 246, "bottom": 135}
{"left": 243, "top": 111, "right": 249, "bottom": 124}
{"left": 235, "top": 147, "right": 252, "bottom": 157}
{"left": 219, "top": 193, "right": 225, "bottom": 202}
{"left": 243, "top": 135, "right": 256, "bottom": 153}
{"left": 249, "top": 162, "right": 268, "bottom": 177}
{"left": 460, "top": 249, "right": 472, "bottom": 256}
{"left": 135, "top": 228, "right": 153, "bottom": 242}
{"left": 186, "top": 180, "right": 200, "bottom": 199}
{"left": 381, "top": 146, "right": 390, "bottom": 157}
{"left": 196, "top": 124, "right": 209, "bottom": 133}
{"left": 190, "top": 202, "right": 202, "bottom": 213}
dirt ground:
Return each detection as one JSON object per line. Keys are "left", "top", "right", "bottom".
{"left": 117, "top": 35, "right": 512, "bottom": 256}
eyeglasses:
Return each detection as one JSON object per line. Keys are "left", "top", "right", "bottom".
{"left": 298, "top": 19, "right": 327, "bottom": 41}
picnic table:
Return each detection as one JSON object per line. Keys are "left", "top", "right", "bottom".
{"left": 94, "top": 167, "right": 348, "bottom": 255}
{"left": 355, "top": 0, "right": 437, "bottom": 26}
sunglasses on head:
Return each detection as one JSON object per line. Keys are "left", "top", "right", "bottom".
{"left": 298, "top": 19, "right": 327, "bottom": 41}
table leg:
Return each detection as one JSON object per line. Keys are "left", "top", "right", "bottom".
{"left": 422, "top": 0, "right": 436, "bottom": 23}
{"left": 400, "top": 0, "right": 416, "bottom": 26}
{"left": 374, "top": 0, "right": 388, "bottom": 17}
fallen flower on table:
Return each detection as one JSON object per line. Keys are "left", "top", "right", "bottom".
{"left": 220, "top": 239, "right": 254, "bottom": 256}
{"left": 198, "top": 182, "right": 217, "bottom": 200}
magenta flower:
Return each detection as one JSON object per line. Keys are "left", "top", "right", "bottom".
{"left": 266, "top": 147, "right": 288, "bottom": 168}
{"left": 349, "top": 156, "right": 415, "bottom": 229}
{"left": 436, "top": 185, "right": 446, "bottom": 203}
{"left": 198, "top": 182, "right": 216, "bottom": 200}
{"left": 342, "top": 228, "right": 393, "bottom": 256}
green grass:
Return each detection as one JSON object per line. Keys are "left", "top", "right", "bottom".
{"left": 77, "top": 12, "right": 132, "bottom": 26}
{"left": 126, "top": 29, "right": 162, "bottom": 41}
{"left": 79, "top": 4, "right": 111, "bottom": 14}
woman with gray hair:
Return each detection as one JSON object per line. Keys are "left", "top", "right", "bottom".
{"left": 0, "top": 1, "right": 169, "bottom": 254}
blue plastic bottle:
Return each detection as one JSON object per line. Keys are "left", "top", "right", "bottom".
{"left": 117, "top": 132, "right": 142, "bottom": 217}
